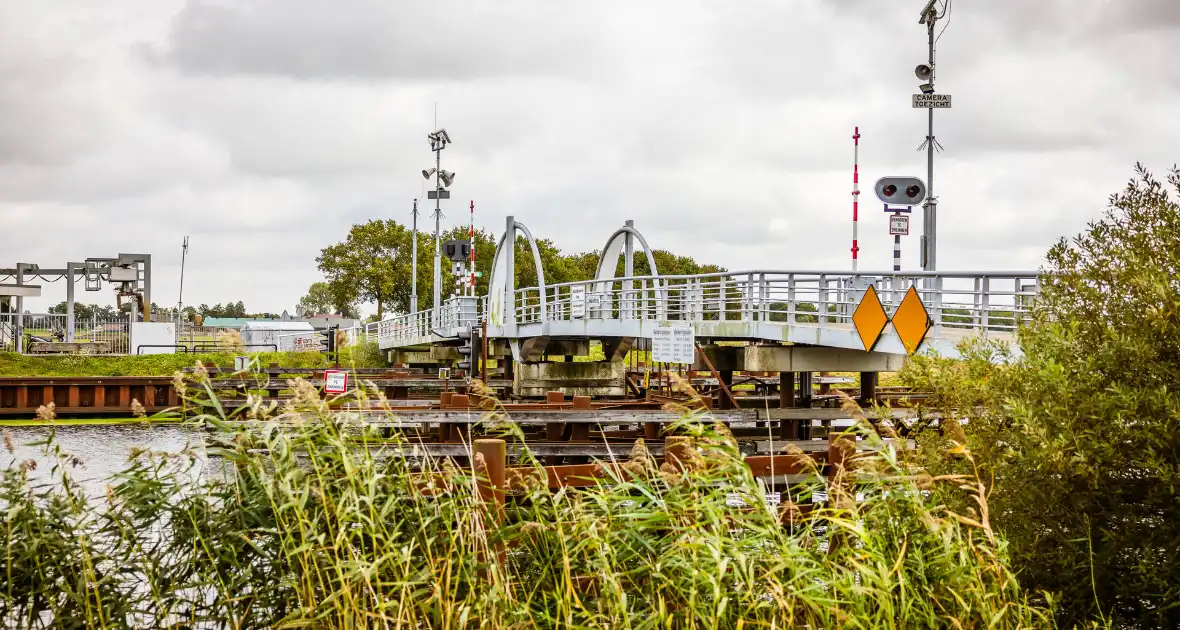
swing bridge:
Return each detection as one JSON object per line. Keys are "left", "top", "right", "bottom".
{"left": 371, "top": 216, "right": 1039, "bottom": 375}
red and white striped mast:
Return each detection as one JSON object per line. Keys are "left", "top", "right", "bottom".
{"left": 852, "top": 126, "right": 861, "bottom": 272}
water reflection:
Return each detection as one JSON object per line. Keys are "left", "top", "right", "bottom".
{"left": 0, "top": 425, "right": 213, "bottom": 497}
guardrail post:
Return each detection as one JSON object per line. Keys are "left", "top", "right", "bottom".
{"left": 931, "top": 276, "right": 943, "bottom": 327}
{"left": 787, "top": 274, "right": 797, "bottom": 324}
{"left": 758, "top": 273, "right": 768, "bottom": 321}
{"left": 818, "top": 275, "right": 828, "bottom": 325}
{"left": 972, "top": 277, "right": 982, "bottom": 329}
{"left": 743, "top": 273, "right": 754, "bottom": 322}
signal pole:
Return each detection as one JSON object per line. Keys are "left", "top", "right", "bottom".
{"left": 851, "top": 127, "right": 861, "bottom": 272}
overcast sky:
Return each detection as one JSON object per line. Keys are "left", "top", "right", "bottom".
{"left": 2, "top": 0, "right": 1178, "bottom": 315}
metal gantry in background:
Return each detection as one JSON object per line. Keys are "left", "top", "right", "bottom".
{"left": 0, "top": 254, "right": 152, "bottom": 352}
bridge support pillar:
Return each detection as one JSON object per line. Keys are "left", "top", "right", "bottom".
{"left": 778, "top": 372, "right": 795, "bottom": 409}
{"left": 798, "top": 372, "right": 813, "bottom": 407}
{"left": 717, "top": 370, "right": 734, "bottom": 410}
{"left": 859, "top": 372, "right": 878, "bottom": 405}
{"left": 514, "top": 361, "right": 625, "bottom": 398}
{"left": 601, "top": 337, "right": 633, "bottom": 362}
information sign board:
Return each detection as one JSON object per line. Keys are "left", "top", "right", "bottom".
{"left": 570, "top": 285, "right": 586, "bottom": 318}
{"left": 912, "top": 93, "right": 952, "bottom": 108}
{"left": 650, "top": 326, "right": 695, "bottom": 364}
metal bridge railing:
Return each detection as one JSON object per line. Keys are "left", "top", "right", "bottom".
{"left": 377, "top": 296, "right": 483, "bottom": 347}
{"left": 512, "top": 270, "right": 1040, "bottom": 334}
{"left": 377, "top": 270, "right": 1041, "bottom": 348}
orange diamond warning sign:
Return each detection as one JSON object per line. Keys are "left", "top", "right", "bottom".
{"left": 892, "top": 286, "right": 931, "bottom": 355}
{"left": 852, "top": 285, "right": 888, "bottom": 352}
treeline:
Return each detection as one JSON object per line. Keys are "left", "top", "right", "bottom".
{"left": 45, "top": 301, "right": 285, "bottom": 322}
{"left": 314, "top": 219, "right": 726, "bottom": 317}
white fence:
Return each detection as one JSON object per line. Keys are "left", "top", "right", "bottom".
{"left": 0, "top": 313, "right": 132, "bottom": 354}
{"left": 0, "top": 315, "right": 378, "bottom": 356}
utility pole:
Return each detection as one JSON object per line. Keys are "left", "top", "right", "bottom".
{"left": 917, "top": 0, "right": 946, "bottom": 271}
{"left": 410, "top": 199, "right": 419, "bottom": 312}
{"left": 432, "top": 143, "right": 442, "bottom": 313}
{"left": 177, "top": 236, "right": 189, "bottom": 322}
{"left": 423, "top": 128, "right": 454, "bottom": 319}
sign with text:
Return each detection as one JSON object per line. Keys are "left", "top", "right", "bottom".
{"left": 650, "top": 325, "right": 696, "bottom": 364}
{"left": 279, "top": 333, "right": 320, "bottom": 353}
{"left": 912, "top": 93, "right": 952, "bottom": 108}
{"left": 889, "top": 214, "right": 910, "bottom": 235}
{"left": 324, "top": 369, "right": 348, "bottom": 394}
{"left": 570, "top": 284, "right": 586, "bottom": 318}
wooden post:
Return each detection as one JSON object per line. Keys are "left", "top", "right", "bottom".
{"left": 859, "top": 372, "right": 878, "bottom": 406}
{"left": 474, "top": 438, "right": 506, "bottom": 575}
{"left": 826, "top": 430, "right": 856, "bottom": 556}
{"left": 570, "top": 395, "right": 592, "bottom": 442}
{"left": 474, "top": 438, "right": 506, "bottom": 523}
{"left": 778, "top": 371, "right": 795, "bottom": 409}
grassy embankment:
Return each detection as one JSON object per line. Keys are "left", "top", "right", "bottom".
{"left": 0, "top": 340, "right": 385, "bottom": 377}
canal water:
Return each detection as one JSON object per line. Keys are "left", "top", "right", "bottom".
{"left": 0, "top": 425, "right": 214, "bottom": 496}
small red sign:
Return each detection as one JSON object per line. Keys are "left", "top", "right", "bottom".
{"left": 324, "top": 369, "right": 348, "bottom": 394}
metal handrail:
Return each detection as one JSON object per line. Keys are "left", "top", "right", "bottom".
{"left": 378, "top": 269, "right": 1043, "bottom": 347}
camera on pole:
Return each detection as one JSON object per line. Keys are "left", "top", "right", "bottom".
{"left": 873, "top": 176, "right": 927, "bottom": 206}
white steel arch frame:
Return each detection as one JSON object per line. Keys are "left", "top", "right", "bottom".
{"left": 486, "top": 216, "right": 547, "bottom": 327}
{"left": 594, "top": 225, "right": 661, "bottom": 286}
{"left": 593, "top": 223, "right": 663, "bottom": 319}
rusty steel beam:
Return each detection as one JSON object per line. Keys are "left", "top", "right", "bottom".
{"left": 0, "top": 376, "right": 177, "bottom": 416}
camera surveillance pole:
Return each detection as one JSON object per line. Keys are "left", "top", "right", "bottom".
{"left": 431, "top": 141, "right": 443, "bottom": 315}
{"left": 919, "top": 0, "right": 941, "bottom": 271}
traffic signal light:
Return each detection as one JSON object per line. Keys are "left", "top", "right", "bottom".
{"left": 456, "top": 325, "right": 478, "bottom": 374}
{"left": 444, "top": 239, "right": 471, "bottom": 263}
{"left": 873, "top": 177, "right": 926, "bottom": 206}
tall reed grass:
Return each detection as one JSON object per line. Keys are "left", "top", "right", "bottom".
{"left": 0, "top": 367, "right": 1056, "bottom": 628}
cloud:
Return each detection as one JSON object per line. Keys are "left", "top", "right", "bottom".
{"left": 148, "top": 0, "right": 619, "bottom": 81}
{"left": 2, "top": 0, "right": 1179, "bottom": 316}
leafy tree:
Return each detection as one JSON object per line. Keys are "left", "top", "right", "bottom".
{"left": 48, "top": 301, "right": 98, "bottom": 319}
{"left": 317, "top": 220, "right": 433, "bottom": 318}
{"left": 318, "top": 219, "right": 727, "bottom": 317}
{"left": 299, "top": 281, "right": 358, "bottom": 318}
{"left": 196, "top": 302, "right": 248, "bottom": 318}
{"left": 904, "top": 164, "right": 1180, "bottom": 628}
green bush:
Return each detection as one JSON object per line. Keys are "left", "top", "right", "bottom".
{"left": 903, "top": 164, "right": 1180, "bottom": 628}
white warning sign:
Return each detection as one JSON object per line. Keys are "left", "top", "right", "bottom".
{"left": 650, "top": 326, "right": 695, "bottom": 364}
